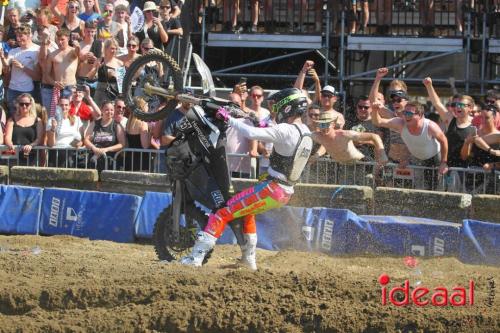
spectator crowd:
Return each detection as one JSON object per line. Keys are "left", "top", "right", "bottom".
{"left": 224, "top": 60, "right": 500, "bottom": 193}
{"left": 0, "top": 0, "right": 183, "bottom": 170}
{"left": 0, "top": 1, "right": 498, "bottom": 195}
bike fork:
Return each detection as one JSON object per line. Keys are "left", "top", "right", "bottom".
{"left": 171, "top": 180, "right": 183, "bottom": 240}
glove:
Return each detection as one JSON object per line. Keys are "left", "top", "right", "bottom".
{"left": 215, "top": 107, "right": 231, "bottom": 122}
{"left": 248, "top": 111, "right": 268, "bottom": 128}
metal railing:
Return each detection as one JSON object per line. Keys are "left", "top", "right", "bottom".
{"left": 193, "top": 0, "right": 499, "bottom": 38}
{"left": 299, "top": 157, "right": 500, "bottom": 195}
{"left": 2, "top": 145, "right": 498, "bottom": 194}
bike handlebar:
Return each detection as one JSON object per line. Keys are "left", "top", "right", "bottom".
{"left": 176, "top": 93, "right": 249, "bottom": 119}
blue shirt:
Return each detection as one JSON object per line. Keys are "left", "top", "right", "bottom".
{"left": 79, "top": 12, "right": 102, "bottom": 23}
{"left": 163, "top": 108, "right": 185, "bottom": 137}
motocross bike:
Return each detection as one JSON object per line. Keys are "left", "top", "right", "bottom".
{"left": 122, "top": 51, "right": 250, "bottom": 262}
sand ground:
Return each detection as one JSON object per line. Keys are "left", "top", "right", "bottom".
{"left": 0, "top": 235, "right": 498, "bottom": 333}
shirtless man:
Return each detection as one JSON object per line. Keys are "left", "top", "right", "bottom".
{"left": 42, "top": 29, "right": 79, "bottom": 111}
{"left": 77, "top": 21, "right": 102, "bottom": 94}
{"left": 311, "top": 111, "right": 388, "bottom": 165}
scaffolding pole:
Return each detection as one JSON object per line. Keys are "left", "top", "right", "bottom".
{"left": 465, "top": 12, "right": 471, "bottom": 93}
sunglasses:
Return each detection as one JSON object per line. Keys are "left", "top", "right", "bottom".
{"left": 321, "top": 93, "right": 334, "bottom": 98}
{"left": 252, "top": 94, "right": 263, "bottom": 98}
{"left": 391, "top": 97, "right": 403, "bottom": 103}
{"left": 403, "top": 111, "right": 417, "bottom": 117}
{"left": 451, "top": 102, "right": 470, "bottom": 108}
{"left": 127, "top": 43, "right": 137, "bottom": 48}
{"left": 68, "top": 5, "right": 79, "bottom": 9}
{"left": 19, "top": 102, "right": 31, "bottom": 107}
{"left": 317, "top": 122, "right": 331, "bottom": 129}
{"left": 485, "top": 99, "right": 496, "bottom": 105}
{"left": 357, "top": 105, "right": 370, "bottom": 110}
{"left": 160, "top": 6, "right": 171, "bottom": 9}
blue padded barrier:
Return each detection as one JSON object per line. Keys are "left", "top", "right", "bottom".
{"left": 356, "top": 215, "right": 461, "bottom": 257}
{"left": 459, "top": 220, "right": 500, "bottom": 266}
{"left": 312, "top": 209, "right": 461, "bottom": 257}
{"left": 0, "top": 185, "right": 42, "bottom": 235}
{"left": 39, "top": 188, "right": 142, "bottom": 243}
{"left": 314, "top": 209, "right": 366, "bottom": 255}
{"left": 135, "top": 192, "right": 172, "bottom": 238}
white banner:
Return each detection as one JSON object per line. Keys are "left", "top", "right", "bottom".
{"left": 116, "top": 66, "right": 126, "bottom": 94}
{"left": 130, "top": 7, "right": 144, "bottom": 33}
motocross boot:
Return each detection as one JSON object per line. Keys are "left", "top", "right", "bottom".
{"left": 239, "top": 233, "right": 257, "bottom": 270}
{"left": 180, "top": 231, "right": 217, "bottom": 267}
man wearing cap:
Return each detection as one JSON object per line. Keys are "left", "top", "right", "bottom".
{"left": 311, "top": 111, "right": 388, "bottom": 166}
{"left": 319, "top": 85, "right": 345, "bottom": 129}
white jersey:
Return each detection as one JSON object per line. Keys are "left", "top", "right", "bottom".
{"left": 229, "top": 118, "right": 311, "bottom": 193}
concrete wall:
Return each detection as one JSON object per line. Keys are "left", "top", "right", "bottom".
{"left": 471, "top": 194, "right": 500, "bottom": 223}
{"left": 100, "top": 170, "right": 170, "bottom": 196}
{"left": 0, "top": 165, "right": 8, "bottom": 185}
{"left": 10, "top": 167, "right": 98, "bottom": 190}
{"left": 374, "top": 187, "right": 472, "bottom": 223}
{"left": 3, "top": 167, "right": 499, "bottom": 223}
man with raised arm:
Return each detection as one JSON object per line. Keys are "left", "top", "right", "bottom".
{"left": 372, "top": 100, "right": 449, "bottom": 188}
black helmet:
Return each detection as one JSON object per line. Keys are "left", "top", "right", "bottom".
{"left": 268, "top": 88, "right": 308, "bottom": 124}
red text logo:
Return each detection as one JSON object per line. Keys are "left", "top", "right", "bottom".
{"left": 379, "top": 273, "right": 474, "bottom": 306}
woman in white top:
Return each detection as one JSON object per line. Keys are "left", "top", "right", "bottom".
{"left": 46, "top": 96, "right": 83, "bottom": 167}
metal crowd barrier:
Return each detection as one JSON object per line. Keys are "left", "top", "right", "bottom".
{"left": 1, "top": 145, "right": 497, "bottom": 194}
{"left": 298, "top": 157, "right": 500, "bottom": 195}
{"left": 0, "top": 145, "right": 258, "bottom": 177}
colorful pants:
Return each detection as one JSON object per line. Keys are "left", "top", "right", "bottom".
{"left": 204, "top": 180, "right": 291, "bottom": 238}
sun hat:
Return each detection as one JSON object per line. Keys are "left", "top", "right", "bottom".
{"left": 313, "top": 111, "right": 337, "bottom": 124}
{"left": 143, "top": 1, "right": 158, "bottom": 12}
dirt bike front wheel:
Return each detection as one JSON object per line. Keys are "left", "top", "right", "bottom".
{"left": 153, "top": 204, "right": 212, "bottom": 263}
{"left": 122, "top": 50, "right": 183, "bottom": 122}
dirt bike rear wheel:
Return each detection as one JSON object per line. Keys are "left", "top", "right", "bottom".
{"left": 122, "top": 50, "right": 183, "bottom": 122}
{"left": 153, "top": 204, "right": 212, "bottom": 264}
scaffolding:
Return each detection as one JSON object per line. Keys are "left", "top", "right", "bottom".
{"left": 185, "top": 0, "right": 499, "bottom": 99}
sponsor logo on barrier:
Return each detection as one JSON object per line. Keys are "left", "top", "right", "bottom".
{"left": 379, "top": 273, "right": 475, "bottom": 306}
{"left": 433, "top": 237, "right": 445, "bottom": 256}
{"left": 408, "top": 237, "right": 445, "bottom": 257}
{"left": 66, "top": 207, "right": 78, "bottom": 222}
{"left": 49, "top": 197, "right": 61, "bottom": 227}
{"left": 321, "top": 219, "right": 334, "bottom": 251}
{"left": 486, "top": 277, "right": 495, "bottom": 307}
{"left": 302, "top": 225, "right": 314, "bottom": 241}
